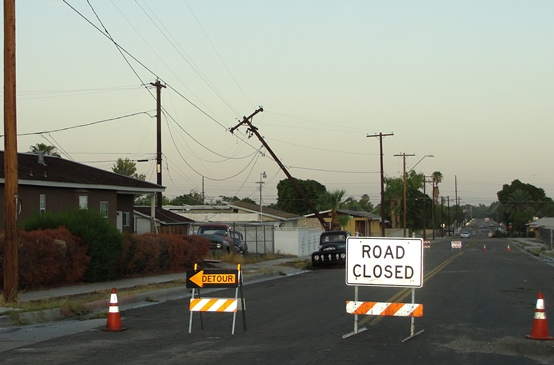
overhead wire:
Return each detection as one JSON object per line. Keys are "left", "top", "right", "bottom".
{"left": 5, "top": 111, "right": 154, "bottom": 138}
{"left": 184, "top": 0, "right": 255, "bottom": 110}
{"left": 135, "top": 0, "right": 242, "bottom": 117}
{"left": 64, "top": 1, "right": 306, "bottom": 200}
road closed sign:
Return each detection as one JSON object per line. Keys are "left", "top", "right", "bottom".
{"left": 346, "top": 237, "right": 424, "bottom": 288}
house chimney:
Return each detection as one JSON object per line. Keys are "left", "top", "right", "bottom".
{"left": 38, "top": 151, "right": 47, "bottom": 166}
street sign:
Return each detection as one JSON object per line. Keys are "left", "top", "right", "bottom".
{"left": 345, "top": 237, "right": 424, "bottom": 288}
{"left": 186, "top": 269, "right": 239, "bottom": 288}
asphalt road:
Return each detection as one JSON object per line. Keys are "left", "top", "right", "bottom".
{"left": 1, "top": 237, "right": 554, "bottom": 365}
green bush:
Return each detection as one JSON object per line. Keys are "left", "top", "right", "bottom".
{"left": 20, "top": 209, "right": 123, "bottom": 282}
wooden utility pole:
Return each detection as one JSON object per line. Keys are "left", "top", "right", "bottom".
{"left": 3, "top": 0, "right": 18, "bottom": 302}
{"left": 230, "top": 108, "right": 329, "bottom": 231}
{"left": 150, "top": 79, "right": 166, "bottom": 208}
{"left": 394, "top": 153, "right": 415, "bottom": 237}
{"left": 367, "top": 132, "right": 393, "bottom": 237}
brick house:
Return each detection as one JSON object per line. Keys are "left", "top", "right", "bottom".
{"left": 0, "top": 151, "right": 164, "bottom": 233}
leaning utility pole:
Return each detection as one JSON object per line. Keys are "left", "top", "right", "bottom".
{"left": 150, "top": 79, "right": 166, "bottom": 208}
{"left": 3, "top": 0, "right": 18, "bottom": 302}
{"left": 394, "top": 152, "right": 415, "bottom": 237}
{"left": 230, "top": 108, "right": 328, "bottom": 231}
{"left": 367, "top": 132, "right": 393, "bottom": 237}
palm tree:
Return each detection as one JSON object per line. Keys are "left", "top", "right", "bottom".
{"left": 29, "top": 143, "right": 60, "bottom": 157}
{"left": 432, "top": 171, "right": 443, "bottom": 205}
{"left": 320, "top": 189, "right": 346, "bottom": 231}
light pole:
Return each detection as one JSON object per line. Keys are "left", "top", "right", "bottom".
{"left": 258, "top": 171, "right": 267, "bottom": 222}
{"left": 395, "top": 153, "right": 415, "bottom": 237}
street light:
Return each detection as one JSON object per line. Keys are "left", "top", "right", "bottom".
{"left": 408, "top": 154, "right": 434, "bottom": 174}
{"left": 258, "top": 171, "right": 267, "bottom": 222}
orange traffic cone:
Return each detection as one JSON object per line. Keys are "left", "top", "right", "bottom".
{"left": 103, "top": 288, "right": 126, "bottom": 332}
{"left": 526, "top": 292, "right": 554, "bottom": 340}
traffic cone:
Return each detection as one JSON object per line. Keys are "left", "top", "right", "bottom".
{"left": 103, "top": 288, "right": 126, "bottom": 332}
{"left": 483, "top": 244, "right": 487, "bottom": 252}
{"left": 526, "top": 292, "right": 554, "bottom": 340}
{"left": 507, "top": 245, "right": 511, "bottom": 253}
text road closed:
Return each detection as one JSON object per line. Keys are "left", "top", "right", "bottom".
{"left": 346, "top": 237, "right": 423, "bottom": 288}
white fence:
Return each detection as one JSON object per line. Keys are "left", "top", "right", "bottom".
{"left": 274, "top": 227, "right": 323, "bottom": 257}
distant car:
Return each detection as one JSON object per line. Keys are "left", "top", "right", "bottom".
{"left": 311, "top": 230, "right": 350, "bottom": 268}
{"left": 229, "top": 230, "right": 248, "bottom": 255}
{"left": 460, "top": 230, "right": 470, "bottom": 238}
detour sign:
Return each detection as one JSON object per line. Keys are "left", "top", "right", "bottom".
{"left": 345, "top": 237, "right": 423, "bottom": 288}
{"left": 186, "top": 269, "right": 239, "bottom": 289}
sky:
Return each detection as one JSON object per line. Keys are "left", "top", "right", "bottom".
{"left": 2, "top": 1, "right": 554, "bottom": 208}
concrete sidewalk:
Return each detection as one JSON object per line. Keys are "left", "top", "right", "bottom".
{"left": 0, "top": 257, "right": 309, "bottom": 327}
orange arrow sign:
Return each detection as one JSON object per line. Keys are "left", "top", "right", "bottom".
{"left": 189, "top": 270, "right": 238, "bottom": 288}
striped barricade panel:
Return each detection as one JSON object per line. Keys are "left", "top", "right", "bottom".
{"left": 190, "top": 298, "right": 238, "bottom": 313}
{"left": 346, "top": 301, "right": 423, "bottom": 317}
{"left": 451, "top": 241, "right": 462, "bottom": 249}
{"left": 424, "top": 241, "right": 431, "bottom": 249}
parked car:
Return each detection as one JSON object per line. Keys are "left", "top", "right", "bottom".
{"left": 230, "top": 230, "right": 248, "bottom": 255}
{"left": 196, "top": 223, "right": 237, "bottom": 254}
{"left": 311, "top": 230, "right": 350, "bottom": 268}
{"left": 197, "top": 233, "right": 235, "bottom": 255}
{"left": 460, "top": 230, "right": 470, "bottom": 238}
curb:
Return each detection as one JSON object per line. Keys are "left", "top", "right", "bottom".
{"left": 0, "top": 267, "right": 305, "bottom": 327}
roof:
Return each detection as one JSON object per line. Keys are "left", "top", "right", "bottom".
{"left": 228, "top": 201, "right": 302, "bottom": 220}
{"left": 134, "top": 206, "right": 194, "bottom": 225}
{"left": 305, "top": 209, "right": 383, "bottom": 221}
{"left": 527, "top": 217, "right": 554, "bottom": 229}
{"left": 0, "top": 151, "right": 164, "bottom": 194}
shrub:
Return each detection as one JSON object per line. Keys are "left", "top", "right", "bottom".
{"left": 0, "top": 227, "right": 90, "bottom": 289}
{"left": 120, "top": 233, "right": 210, "bottom": 276}
{"left": 20, "top": 209, "right": 123, "bottom": 282}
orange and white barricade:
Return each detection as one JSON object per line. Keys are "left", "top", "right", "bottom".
{"left": 451, "top": 240, "right": 462, "bottom": 251}
{"left": 187, "top": 264, "right": 245, "bottom": 334}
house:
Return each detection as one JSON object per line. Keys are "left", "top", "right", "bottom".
{"left": 526, "top": 217, "right": 554, "bottom": 242}
{"left": 0, "top": 151, "right": 164, "bottom": 233}
{"left": 304, "top": 209, "right": 384, "bottom": 236}
{"left": 164, "top": 201, "right": 303, "bottom": 228}
{"left": 134, "top": 206, "right": 194, "bottom": 234}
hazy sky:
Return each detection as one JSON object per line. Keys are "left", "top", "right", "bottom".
{"left": 3, "top": 1, "right": 553, "bottom": 207}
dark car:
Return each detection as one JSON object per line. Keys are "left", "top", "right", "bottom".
{"left": 311, "top": 230, "right": 351, "bottom": 268}
{"left": 197, "top": 233, "right": 235, "bottom": 255}
{"left": 196, "top": 223, "right": 237, "bottom": 254}
{"left": 230, "top": 230, "right": 248, "bottom": 255}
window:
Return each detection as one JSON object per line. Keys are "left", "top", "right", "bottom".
{"left": 40, "top": 194, "right": 46, "bottom": 214}
{"left": 124, "top": 212, "right": 131, "bottom": 227}
{"left": 100, "top": 201, "right": 108, "bottom": 218}
{"left": 79, "top": 195, "right": 88, "bottom": 209}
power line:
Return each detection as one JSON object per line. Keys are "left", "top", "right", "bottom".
{"left": 3, "top": 111, "right": 154, "bottom": 138}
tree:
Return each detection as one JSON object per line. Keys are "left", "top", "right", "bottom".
{"left": 497, "top": 179, "right": 554, "bottom": 235}
{"left": 135, "top": 194, "right": 170, "bottom": 206}
{"left": 169, "top": 190, "right": 205, "bottom": 205}
{"left": 319, "top": 189, "right": 346, "bottom": 231}
{"left": 275, "top": 178, "right": 327, "bottom": 215}
{"left": 342, "top": 194, "right": 374, "bottom": 212}
{"left": 384, "top": 171, "right": 424, "bottom": 230}
{"left": 384, "top": 176, "right": 403, "bottom": 229}
{"left": 431, "top": 171, "right": 443, "bottom": 205}
{"left": 112, "top": 158, "right": 146, "bottom": 180}
{"left": 29, "top": 143, "right": 60, "bottom": 157}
